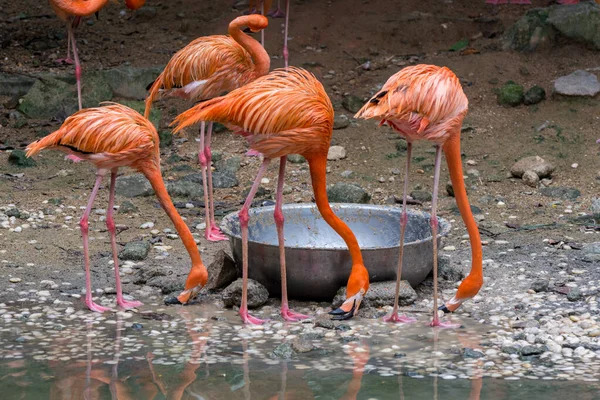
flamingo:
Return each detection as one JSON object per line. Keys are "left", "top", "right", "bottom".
{"left": 172, "top": 67, "right": 370, "bottom": 324}
{"left": 355, "top": 65, "right": 483, "bottom": 327}
{"left": 25, "top": 103, "right": 208, "bottom": 311}
{"left": 49, "top": 1, "right": 146, "bottom": 111}
{"left": 248, "top": 0, "right": 290, "bottom": 68}
{"left": 145, "top": 15, "right": 270, "bottom": 242}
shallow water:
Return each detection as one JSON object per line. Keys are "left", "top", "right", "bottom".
{"left": 1, "top": 304, "right": 599, "bottom": 399}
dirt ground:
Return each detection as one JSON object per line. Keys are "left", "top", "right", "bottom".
{"left": 0, "top": 0, "right": 598, "bottom": 309}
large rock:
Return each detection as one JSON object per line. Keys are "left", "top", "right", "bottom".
{"left": 0, "top": 72, "right": 36, "bottom": 97}
{"left": 102, "top": 66, "right": 163, "bottom": 100}
{"left": 332, "top": 280, "right": 417, "bottom": 309}
{"left": 510, "top": 156, "right": 555, "bottom": 179}
{"left": 327, "top": 182, "right": 371, "bottom": 204}
{"left": 204, "top": 250, "right": 239, "bottom": 290}
{"left": 115, "top": 174, "right": 154, "bottom": 198}
{"left": 333, "top": 114, "right": 350, "bottom": 130}
{"left": 119, "top": 241, "right": 151, "bottom": 261}
{"left": 547, "top": 2, "right": 600, "bottom": 50}
{"left": 327, "top": 146, "right": 347, "bottom": 161}
{"left": 553, "top": 70, "right": 600, "bottom": 97}
{"left": 582, "top": 242, "right": 600, "bottom": 263}
{"left": 167, "top": 180, "right": 203, "bottom": 199}
{"left": 216, "top": 156, "right": 242, "bottom": 173}
{"left": 80, "top": 72, "right": 113, "bottom": 108}
{"left": 8, "top": 150, "right": 36, "bottom": 167}
{"left": 120, "top": 100, "right": 161, "bottom": 129}
{"left": 222, "top": 278, "right": 269, "bottom": 309}
{"left": 539, "top": 186, "right": 581, "bottom": 200}
{"left": 502, "top": 8, "right": 554, "bottom": 52}
{"left": 18, "top": 78, "right": 76, "bottom": 119}
{"left": 180, "top": 171, "right": 238, "bottom": 189}
{"left": 341, "top": 95, "right": 363, "bottom": 113}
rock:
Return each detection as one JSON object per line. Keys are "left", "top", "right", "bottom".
{"left": 439, "top": 259, "right": 465, "bottom": 282}
{"left": 270, "top": 343, "right": 296, "bottom": 359}
{"left": 446, "top": 182, "right": 454, "bottom": 197}
{"left": 315, "top": 317, "right": 335, "bottom": 330}
{"left": 530, "top": 279, "right": 549, "bottom": 293}
{"left": 327, "top": 146, "right": 347, "bottom": 161}
{"left": 6, "top": 208, "right": 21, "bottom": 218}
{"left": 222, "top": 278, "right": 268, "bottom": 309}
{"left": 524, "top": 85, "right": 546, "bottom": 105}
{"left": 120, "top": 100, "right": 161, "bottom": 129}
{"left": 132, "top": 6, "right": 158, "bottom": 21}
{"left": 547, "top": 2, "right": 600, "bottom": 50}
{"left": 522, "top": 170, "right": 539, "bottom": 188}
{"left": 180, "top": 172, "right": 238, "bottom": 189}
{"left": 167, "top": 180, "right": 203, "bottom": 199}
{"left": 0, "top": 72, "right": 36, "bottom": 97}
{"left": 204, "top": 250, "right": 239, "bottom": 290}
{"left": 497, "top": 82, "right": 524, "bottom": 107}
{"left": 333, "top": 114, "right": 350, "bottom": 129}
{"left": 410, "top": 190, "right": 432, "bottom": 202}
{"left": 502, "top": 8, "right": 554, "bottom": 52}
{"left": 134, "top": 265, "right": 168, "bottom": 285}
{"left": 449, "top": 204, "right": 482, "bottom": 216}
{"left": 80, "top": 72, "right": 113, "bottom": 109}
{"left": 340, "top": 170, "right": 354, "bottom": 178}
{"left": 158, "top": 131, "right": 172, "bottom": 148}
{"left": 554, "top": 70, "right": 600, "bottom": 97}
{"left": 115, "top": 174, "right": 154, "bottom": 198}
{"left": 582, "top": 243, "right": 600, "bottom": 263}
{"left": 332, "top": 280, "right": 417, "bottom": 309}
{"left": 292, "top": 337, "right": 316, "bottom": 353}
{"left": 119, "top": 200, "right": 138, "bottom": 214}
{"left": 502, "top": 346, "right": 519, "bottom": 355}
{"left": 327, "top": 182, "right": 371, "bottom": 204}
{"left": 510, "top": 156, "right": 555, "bottom": 179}
{"left": 396, "top": 140, "right": 408, "bottom": 153}
{"left": 520, "top": 345, "right": 545, "bottom": 356}
{"left": 567, "top": 288, "right": 583, "bottom": 302}
{"left": 288, "top": 154, "right": 306, "bottom": 164}
{"left": 463, "top": 348, "right": 484, "bottom": 358}
{"left": 8, "top": 150, "right": 36, "bottom": 167}
{"left": 102, "top": 66, "right": 163, "bottom": 100}
{"left": 149, "top": 277, "right": 183, "bottom": 294}
{"left": 341, "top": 95, "right": 363, "bottom": 113}
{"left": 119, "top": 241, "right": 151, "bottom": 261}
{"left": 216, "top": 156, "right": 242, "bottom": 172}
{"left": 539, "top": 186, "right": 581, "bottom": 200}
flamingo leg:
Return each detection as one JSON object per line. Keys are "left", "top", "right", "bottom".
{"left": 383, "top": 142, "right": 416, "bottom": 324}
{"left": 429, "top": 146, "right": 459, "bottom": 328}
{"left": 67, "top": 22, "right": 83, "bottom": 110}
{"left": 268, "top": 0, "right": 286, "bottom": 17}
{"left": 283, "top": 0, "right": 290, "bottom": 68}
{"left": 198, "top": 122, "right": 218, "bottom": 242}
{"left": 239, "top": 159, "right": 271, "bottom": 324}
{"left": 107, "top": 169, "right": 143, "bottom": 309}
{"left": 275, "top": 156, "right": 309, "bottom": 321}
{"left": 82, "top": 173, "right": 111, "bottom": 313}
{"left": 205, "top": 122, "right": 227, "bottom": 241}
{"left": 56, "top": 22, "right": 74, "bottom": 64}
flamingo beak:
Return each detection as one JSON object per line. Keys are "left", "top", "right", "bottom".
{"left": 243, "top": 27, "right": 253, "bottom": 33}
{"left": 439, "top": 297, "right": 462, "bottom": 314}
{"left": 164, "top": 286, "right": 202, "bottom": 306}
{"left": 329, "top": 291, "right": 364, "bottom": 320}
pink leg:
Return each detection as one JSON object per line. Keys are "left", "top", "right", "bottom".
{"left": 205, "top": 122, "right": 227, "bottom": 241}
{"left": 239, "top": 160, "right": 271, "bottom": 325}
{"left": 82, "top": 173, "right": 112, "bottom": 313}
{"left": 429, "top": 146, "right": 459, "bottom": 329}
{"left": 275, "top": 156, "right": 309, "bottom": 322}
{"left": 283, "top": 0, "right": 290, "bottom": 68}
{"left": 198, "top": 122, "right": 219, "bottom": 242}
{"left": 107, "top": 170, "right": 143, "bottom": 309}
{"left": 485, "top": 0, "right": 508, "bottom": 3}
{"left": 55, "top": 22, "right": 74, "bottom": 65}
{"left": 268, "top": 0, "right": 286, "bottom": 17}
{"left": 384, "top": 142, "right": 416, "bottom": 324}
{"left": 67, "top": 23, "right": 83, "bottom": 111}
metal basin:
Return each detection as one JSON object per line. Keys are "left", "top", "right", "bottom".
{"left": 220, "top": 204, "right": 451, "bottom": 301}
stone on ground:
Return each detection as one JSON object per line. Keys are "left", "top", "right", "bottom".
{"left": 547, "top": 2, "right": 600, "bottom": 50}
{"left": 342, "top": 95, "right": 363, "bottom": 113}
{"left": 8, "top": 150, "right": 36, "bottom": 167}
{"left": 524, "top": 85, "right": 546, "bottom": 105}
{"left": 327, "top": 182, "right": 371, "bottom": 204}
{"left": 204, "top": 250, "right": 239, "bottom": 290}
{"left": 497, "top": 82, "right": 524, "bottom": 107}
{"left": 539, "top": 186, "right": 581, "bottom": 200}
{"left": 332, "top": 280, "right": 417, "bottom": 309}
{"left": 553, "top": 70, "right": 600, "bottom": 97}
{"left": 333, "top": 114, "right": 350, "bottom": 129}
{"left": 522, "top": 170, "right": 540, "bottom": 188}
{"left": 119, "top": 241, "right": 151, "bottom": 261}
{"left": 510, "top": 156, "right": 555, "bottom": 179}
{"left": 327, "top": 146, "right": 347, "bottom": 161}
{"left": 222, "top": 278, "right": 269, "bottom": 308}
{"left": 0, "top": 72, "right": 36, "bottom": 97}
{"left": 102, "top": 66, "right": 163, "bottom": 100}
{"left": 115, "top": 174, "right": 154, "bottom": 198}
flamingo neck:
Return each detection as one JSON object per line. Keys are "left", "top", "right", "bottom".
{"left": 141, "top": 167, "right": 207, "bottom": 285}
{"left": 228, "top": 18, "right": 270, "bottom": 77}
{"left": 442, "top": 132, "right": 483, "bottom": 283}
{"left": 50, "top": 0, "right": 110, "bottom": 18}
{"left": 308, "top": 156, "right": 365, "bottom": 267}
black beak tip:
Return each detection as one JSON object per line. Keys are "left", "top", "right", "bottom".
{"left": 438, "top": 304, "right": 451, "bottom": 314}
{"left": 329, "top": 300, "right": 357, "bottom": 320}
{"left": 329, "top": 307, "right": 346, "bottom": 316}
{"left": 164, "top": 296, "right": 182, "bottom": 306}
{"left": 242, "top": 27, "right": 252, "bottom": 34}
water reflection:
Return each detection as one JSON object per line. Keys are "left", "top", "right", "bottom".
{"left": 1, "top": 308, "right": 600, "bottom": 399}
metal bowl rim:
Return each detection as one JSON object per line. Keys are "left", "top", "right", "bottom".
{"left": 219, "top": 203, "right": 451, "bottom": 250}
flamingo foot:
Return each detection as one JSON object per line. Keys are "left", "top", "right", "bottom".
{"left": 117, "top": 298, "right": 143, "bottom": 310}
{"left": 429, "top": 320, "right": 461, "bottom": 329}
{"left": 205, "top": 228, "right": 228, "bottom": 242}
{"left": 210, "top": 224, "right": 228, "bottom": 240}
{"left": 383, "top": 313, "right": 417, "bottom": 324}
{"left": 240, "top": 309, "right": 267, "bottom": 325}
{"left": 86, "top": 300, "right": 112, "bottom": 313}
{"left": 281, "top": 307, "right": 310, "bottom": 322}
{"left": 55, "top": 57, "right": 75, "bottom": 65}
{"left": 267, "top": 8, "right": 285, "bottom": 18}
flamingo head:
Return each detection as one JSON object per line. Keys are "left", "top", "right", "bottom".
{"left": 165, "top": 264, "right": 208, "bottom": 305}
{"left": 125, "top": 0, "right": 146, "bottom": 10}
{"left": 439, "top": 296, "right": 463, "bottom": 313}
{"left": 329, "top": 266, "right": 370, "bottom": 320}
{"left": 240, "top": 14, "right": 269, "bottom": 33}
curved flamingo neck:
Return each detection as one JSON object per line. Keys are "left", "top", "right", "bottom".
{"left": 442, "top": 133, "right": 483, "bottom": 283}
{"left": 308, "top": 156, "right": 365, "bottom": 267}
{"left": 50, "top": 0, "right": 110, "bottom": 18}
{"left": 141, "top": 167, "right": 207, "bottom": 286}
{"left": 228, "top": 17, "right": 270, "bottom": 77}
